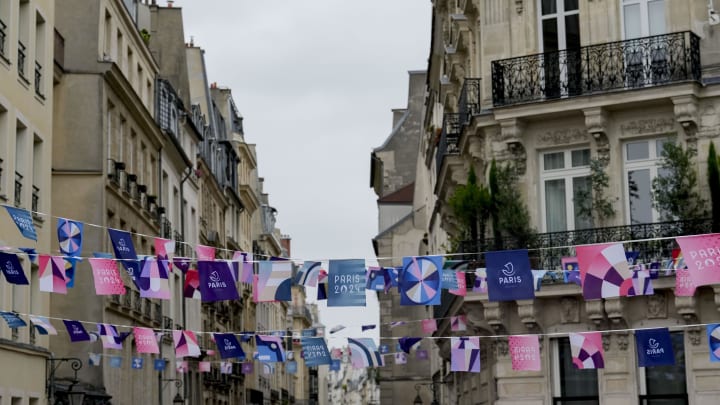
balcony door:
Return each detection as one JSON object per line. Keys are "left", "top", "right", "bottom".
{"left": 622, "top": 0, "right": 668, "bottom": 86}
{"left": 539, "top": 0, "right": 581, "bottom": 98}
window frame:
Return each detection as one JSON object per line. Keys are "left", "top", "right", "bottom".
{"left": 537, "top": 0, "right": 580, "bottom": 52}
{"left": 622, "top": 137, "right": 671, "bottom": 225}
{"left": 539, "top": 147, "right": 592, "bottom": 233}
{"left": 621, "top": 0, "right": 667, "bottom": 39}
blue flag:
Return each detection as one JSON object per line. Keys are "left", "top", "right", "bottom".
{"left": 379, "top": 344, "right": 390, "bottom": 354}
{"left": 361, "top": 325, "right": 376, "bottom": 332}
{"left": 366, "top": 267, "right": 386, "bottom": 291}
{"left": 301, "top": 337, "right": 332, "bottom": 366}
{"left": 131, "top": 357, "right": 144, "bottom": 369}
{"left": 214, "top": 333, "right": 246, "bottom": 359}
{"left": 327, "top": 259, "right": 366, "bottom": 307}
{"left": 63, "top": 320, "right": 91, "bottom": 342}
{"left": 399, "top": 337, "right": 422, "bottom": 354}
{"left": 0, "top": 311, "right": 27, "bottom": 328}
{"left": 636, "top": 328, "right": 675, "bottom": 367}
{"left": 485, "top": 249, "right": 535, "bottom": 302}
{"left": 108, "top": 229, "right": 143, "bottom": 290}
{"left": 287, "top": 360, "right": 297, "bottom": 374}
{"left": 302, "top": 328, "right": 317, "bottom": 337}
{"left": 330, "top": 359, "right": 341, "bottom": 371}
{"left": 109, "top": 356, "right": 122, "bottom": 368}
{"left": 400, "top": 256, "right": 443, "bottom": 306}
{"left": 154, "top": 359, "right": 167, "bottom": 371}
{"left": 0, "top": 252, "right": 29, "bottom": 285}
{"left": 5, "top": 206, "right": 37, "bottom": 241}
{"left": 441, "top": 270, "right": 459, "bottom": 290}
{"left": 199, "top": 261, "right": 239, "bottom": 302}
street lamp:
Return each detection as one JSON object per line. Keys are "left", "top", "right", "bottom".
{"left": 162, "top": 378, "right": 184, "bottom": 404}
{"left": 413, "top": 385, "right": 423, "bottom": 405}
{"left": 46, "top": 357, "right": 84, "bottom": 405}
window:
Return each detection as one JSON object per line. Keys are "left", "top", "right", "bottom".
{"left": 539, "top": 0, "right": 581, "bottom": 98}
{"left": 552, "top": 337, "right": 599, "bottom": 404}
{"left": 639, "top": 332, "right": 687, "bottom": 405}
{"left": 622, "top": 0, "right": 666, "bottom": 39}
{"left": 18, "top": 0, "right": 30, "bottom": 80}
{"left": 103, "top": 10, "right": 112, "bottom": 57}
{"left": 540, "top": 148, "right": 592, "bottom": 232}
{"left": 34, "top": 11, "right": 46, "bottom": 98}
{"left": 624, "top": 138, "right": 670, "bottom": 224}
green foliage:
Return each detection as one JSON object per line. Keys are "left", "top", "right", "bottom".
{"left": 575, "top": 158, "right": 617, "bottom": 226}
{"left": 489, "top": 160, "right": 501, "bottom": 244}
{"left": 708, "top": 142, "right": 720, "bottom": 232}
{"left": 448, "top": 167, "right": 491, "bottom": 245}
{"left": 652, "top": 141, "right": 707, "bottom": 221}
{"left": 491, "top": 161, "right": 535, "bottom": 248}
{"left": 140, "top": 29, "right": 151, "bottom": 45}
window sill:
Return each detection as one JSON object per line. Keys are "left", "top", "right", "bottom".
{"left": 0, "top": 53, "right": 10, "bottom": 69}
{"left": 34, "top": 92, "right": 45, "bottom": 105}
{"left": 17, "top": 74, "right": 30, "bottom": 89}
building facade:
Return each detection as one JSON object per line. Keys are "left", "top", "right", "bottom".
{"left": 413, "top": 1, "right": 720, "bottom": 404}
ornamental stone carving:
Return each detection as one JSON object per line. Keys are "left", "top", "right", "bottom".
{"left": 560, "top": 297, "right": 580, "bottom": 324}
{"left": 688, "top": 328, "right": 702, "bottom": 346}
{"left": 484, "top": 302, "right": 508, "bottom": 335}
{"left": 647, "top": 293, "right": 667, "bottom": 319}
{"left": 518, "top": 300, "right": 541, "bottom": 332}
{"left": 537, "top": 128, "right": 588, "bottom": 147}
{"left": 620, "top": 118, "right": 675, "bottom": 136}
{"left": 584, "top": 107, "right": 610, "bottom": 164}
{"left": 616, "top": 333, "right": 629, "bottom": 351}
{"left": 675, "top": 295, "right": 698, "bottom": 324}
{"left": 602, "top": 335, "right": 611, "bottom": 352}
{"left": 605, "top": 297, "right": 627, "bottom": 328}
{"left": 585, "top": 300, "right": 605, "bottom": 327}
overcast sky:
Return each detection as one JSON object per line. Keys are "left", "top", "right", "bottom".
{"left": 179, "top": 0, "right": 431, "bottom": 345}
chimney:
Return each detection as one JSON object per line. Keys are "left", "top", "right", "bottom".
{"left": 167, "top": 0, "right": 174, "bottom": 7}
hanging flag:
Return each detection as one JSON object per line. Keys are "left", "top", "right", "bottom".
{"left": 134, "top": 327, "right": 160, "bottom": 354}
{"left": 400, "top": 256, "right": 442, "bottom": 306}
{"left": 184, "top": 269, "right": 201, "bottom": 299}
{"left": 131, "top": 357, "right": 144, "bottom": 369}
{"left": 108, "top": 229, "right": 143, "bottom": 290}
{"left": 531, "top": 270, "right": 547, "bottom": 291}
{"left": 674, "top": 267, "right": 696, "bottom": 296}
{"left": 239, "top": 333, "right": 253, "bottom": 343}
{"left": 57, "top": 218, "right": 83, "bottom": 255}
{"left": 561, "top": 257, "right": 581, "bottom": 285}
{"left": 389, "top": 321, "right": 405, "bottom": 329}
{"left": 301, "top": 337, "right": 332, "bottom": 366}
{"left": 231, "top": 252, "right": 254, "bottom": 284}
{"left": 88, "top": 353, "right": 102, "bottom": 366}
{"left": 636, "top": 328, "right": 675, "bottom": 367}
{"left": 0, "top": 311, "right": 26, "bottom": 328}
{"left": 451, "top": 337, "right": 481, "bottom": 372}
{"left": 214, "top": 333, "right": 245, "bottom": 359}
{"left": 5, "top": 206, "right": 37, "bottom": 241}
{"left": 0, "top": 252, "right": 29, "bottom": 285}
{"left": 109, "top": 356, "right": 122, "bottom": 368}
{"left": 154, "top": 359, "right": 167, "bottom": 371}
{"left": 451, "top": 315, "right": 468, "bottom": 332}
{"left": 255, "top": 261, "right": 292, "bottom": 302}
{"left": 328, "top": 259, "right": 366, "bottom": 307}
{"left": 509, "top": 335, "right": 541, "bottom": 371}
{"left": 139, "top": 258, "right": 171, "bottom": 299}
{"left": 330, "top": 359, "right": 341, "bottom": 371}
{"left": 97, "top": 324, "right": 123, "bottom": 350}
{"left": 38, "top": 255, "right": 68, "bottom": 294}
{"left": 441, "top": 270, "right": 459, "bottom": 290}
{"left": 173, "top": 257, "right": 191, "bottom": 274}
{"left": 89, "top": 258, "right": 126, "bottom": 296}
{"left": 348, "top": 338, "right": 383, "bottom": 369}
{"left": 296, "top": 261, "right": 322, "bottom": 287}
{"left": 366, "top": 267, "right": 385, "bottom": 291}
{"left": 473, "top": 268, "right": 488, "bottom": 293}
{"left": 569, "top": 332, "right": 604, "bottom": 369}
{"left": 198, "top": 361, "right": 211, "bottom": 373}
{"left": 173, "top": 330, "right": 201, "bottom": 358}
{"left": 18, "top": 247, "right": 37, "bottom": 264}
{"left": 154, "top": 237, "right": 175, "bottom": 271}
{"left": 216, "top": 361, "right": 231, "bottom": 374}
{"left": 196, "top": 244, "right": 216, "bottom": 261}
{"left": 240, "top": 362, "right": 254, "bottom": 374}
{"left": 331, "top": 347, "right": 344, "bottom": 358}
{"left": 485, "top": 249, "right": 535, "bottom": 302}
{"left": 317, "top": 270, "right": 328, "bottom": 300}
{"left": 449, "top": 271, "right": 467, "bottom": 296}
{"left": 199, "top": 261, "right": 239, "bottom": 302}
{"left": 421, "top": 319, "right": 437, "bottom": 334}
{"left": 378, "top": 345, "right": 390, "bottom": 355}
{"left": 262, "top": 363, "right": 275, "bottom": 375}
{"left": 361, "top": 324, "right": 376, "bottom": 332}
{"left": 255, "top": 335, "right": 285, "bottom": 362}
{"left": 416, "top": 349, "right": 429, "bottom": 360}
{"left": 399, "top": 337, "right": 422, "bottom": 354}
{"left": 576, "top": 243, "right": 633, "bottom": 300}
{"left": 394, "top": 352, "right": 407, "bottom": 365}
{"left": 675, "top": 235, "right": 720, "bottom": 288}
{"left": 630, "top": 265, "right": 654, "bottom": 296}
{"left": 63, "top": 320, "right": 90, "bottom": 342}
{"left": 29, "top": 315, "right": 57, "bottom": 335}
{"left": 707, "top": 324, "right": 720, "bottom": 362}
{"left": 176, "top": 361, "right": 188, "bottom": 373}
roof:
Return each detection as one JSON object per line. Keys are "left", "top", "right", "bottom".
{"left": 378, "top": 182, "right": 415, "bottom": 204}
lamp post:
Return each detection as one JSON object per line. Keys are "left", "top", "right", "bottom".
{"left": 161, "top": 378, "right": 184, "bottom": 405}
{"left": 46, "top": 357, "right": 83, "bottom": 405}
{"left": 414, "top": 382, "right": 444, "bottom": 405}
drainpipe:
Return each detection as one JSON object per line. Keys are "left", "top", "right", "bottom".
{"left": 178, "top": 164, "right": 192, "bottom": 402}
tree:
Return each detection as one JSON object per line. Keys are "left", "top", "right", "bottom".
{"left": 708, "top": 142, "right": 720, "bottom": 232}
{"left": 491, "top": 160, "right": 535, "bottom": 249}
{"left": 448, "top": 167, "right": 491, "bottom": 253}
{"left": 575, "top": 158, "right": 616, "bottom": 227}
{"left": 652, "top": 141, "right": 707, "bottom": 221}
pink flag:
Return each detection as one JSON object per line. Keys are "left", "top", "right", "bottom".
{"left": 509, "top": 335, "right": 541, "bottom": 371}
{"left": 176, "top": 360, "right": 188, "bottom": 373}
{"left": 196, "top": 244, "right": 216, "bottom": 261}
{"left": 451, "top": 315, "right": 467, "bottom": 332}
{"left": 198, "top": 361, "right": 211, "bottom": 373}
{"left": 38, "top": 255, "right": 68, "bottom": 294}
{"left": 233, "top": 251, "right": 254, "bottom": 284}
{"left": 675, "top": 234, "right": 720, "bottom": 288}
{"left": 675, "top": 267, "right": 697, "bottom": 296}
{"left": 569, "top": 332, "right": 604, "bottom": 369}
{"left": 154, "top": 237, "right": 175, "bottom": 271}
{"left": 421, "top": 319, "right": 437, "bottom": 334}
{"left": 576, "top": 243, "right": 633, "bottom": 300}
{"left": 97, "top": 324, "right": 123, "bottom": 350}
{"left": 449, "top": 271, "right": 467, "bottom": 296}
{"left": 134, "top": 327, "right": 159, "bottom": 354}
{"left": 173, "top": 330, "right": 201, "bottom": 358}
{"left": 89, "top": 258, "right": 126, "bottom": 295}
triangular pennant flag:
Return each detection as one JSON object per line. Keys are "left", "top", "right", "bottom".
{"left": 29, "top": 315, "right": 57, "bottom": 335}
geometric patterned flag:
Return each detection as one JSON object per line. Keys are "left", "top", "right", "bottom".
{"left": 296, "top": 261, "right": 322, "bottom": 287}
{"left": 97, "top": 324, "right": 123, "bottom": 350}
{"left": 139, "top": 258, "right": 171, "bottom": 300}
{"left": 421, "top": 319, "right": 437, "bottom": 334}
{"left": 0, "top": 252, "right": 29, "bottom": 285}
{"left": 348, "top": 337, "right": 384, "bottom": 369}
{"left": 173, "top": 330, "right": 201, "bottom": 358}
{"left": 629, "top": 265, "right": 654, "bottom": 296}
{"left": 531, "top": 270, "right": 547, "bottom": 291}
{"left": 254, "top": 261, "right": 292, "bottom": 302}
{"left": 317, "top": 270, "right": 328, "bottom": 300}
{"left": 255, "top": 335, "right": 285, "bottom": 363}
{"left": 57, "top": 218, "right": 83, "bottom": 274}
{"left": 173, "top": 257, "right": 191, "bottom": 274}
{"left": 220, "top": 361, "right": 233, "bottom": 374}
{"left": 89, "top": 258, "right": 126, "bottom": 296}
{"left": 569, "top": 332, "right": 604, "bottom": 369}
{"left": 0, "top": 311, "right": 27, "bottom": 328}
{"left": 394, "top": 352, "right": 407, "bottom": 365}
{"left": 561, "top": 257, "right": 581, "bottom": 285}
{"left": 576, "top": 243, "right": 633, "bottom": 300}
{"left": 366, "top": 267, "right": 385, "bottom": 291}
{"left": 635, "top": 328, "right": 675, "bottom": 367}
{"left": 176, "top": 361, "right": 188, "bottom": 373}
{"left": 184, "top": 269, "right": 201, "bottom": 299}
{"left": 450, "top": 336, "right": 480, "bottom": 372}
{"left": 29, "top": 315, "right": 57, "bottom": 335}
{"left": 451, "top": 315, "right": 467, "bottom": 332}
{"left": 241, "top": 362, "right": 254, "bottom": 374}
{"left": 231, "top": 251, "right": 254, "bottom": 284}
{"left": 708, "top": 324, "right": 720, "bottom": 362}
{"left": 398, "top": 337, "right": 422, "bottom": 354}
{"left": 88, "top": 352, "right": 102, "bottom": 366}
{"left": 399, "top": 256, "right": 443, "bottom": 306}
{"left": 154, "top": 237, "right": 175, "bottom": 272}
{"left": 509, "top": 335, "right": 541, "bottom": 371}
{"left": 63, "top": 320, "right": 90, "bottom": 342}
{"left": 134, "top": 327, "right": 160, "bottom": 354}
{"left": 38, "top": 255, "right": 67, "bottom": 294}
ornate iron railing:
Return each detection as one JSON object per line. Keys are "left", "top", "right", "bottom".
{"left": 32, "top": 185, "right": 39, "bottom": 212}
{"left": 173, "top": 230, "right": 184, "bottom": 256}
{"left": 34, "top": 61, "right": 43, "bottom": 98}
{"left": 458, "top": 218, "right": 711, "bottom": 272}
{"left": 14, "top": 172, "right": 22, "bottom": 207}
{"left": 162, "top": 217, "right": 172, "bottom": 238}
{"left": 435, "top": 113, "right": 462, "bottom": 178}
{"left": 458, "top": 78, "right": 481, "bottom": 124}
{"left": 492, "top": 31, "right": 701, "bottom": 107}
{"left": 0, "top": 158, "right": 4, "bottom": 194}
{"left": 17, "top": 41, "right": 27, "bottom": 80}
{"left": 0, "top": 19, "right": 7, "bottom": 59}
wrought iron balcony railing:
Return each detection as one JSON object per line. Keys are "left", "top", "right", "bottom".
{"left": 32, "top": 185, "right": 39, "bottom": 212}
{"left": 34, "top": 61, "right": 43, "bottom": 98}
{"left": 17, "top": 41, "right": 27, "bottom": 81}
{"left": 162, "top": 217, "right": 172, "bottom": 238}
{"left": 457, "top": 218, "right": 711, "bottom": 272}
{"left": 435, "top": 113, "right": 462, "bottom": 178}
{"left": 0, "top": 19, "right": 7, "bottom": 59}
{"left": 0, "top": 158, "right": 3, "bottom": 194}
{"left": 458, "top": 78, "right": 481, "bottom": 125}
{"left": 14, "top": 172, "right": 22, "bottom": 207}
{"left": 491, "top": 31, "right": 701, "bottom": 107}
{"left": 173, "top": 230, "right": 184, "bottom": 256}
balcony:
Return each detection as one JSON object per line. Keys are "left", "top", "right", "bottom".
{"left": 491, "top": 31, "right": 701, "bottom": 107}
{"left": 17, "top": 41, "right": 27, "bottom": 82}
{"left": 108, "top": 160, "right": 125, "bottom": 187}
{"left": 457, "top": 218, "right": 711, "bottom": 272}
{"left": 458, "top": 78, "right": 481, "bottom": 125}
{"left": 161, "top": 217, "right": 172, "bottom": 238}
{"left": 173, "top": 230, "right": 184, "bottom": 256}
{"left": 291, "top": 305, "right": 313, "bottom": 323}
{"left": 34, "top": 61, "right": 44, "bottom": 98}
{"left": 435, "top": 113, "right": 462, "bottom": 178}
{"left": 32, "top": 185, "right": 39, "bottom": 212}
{"left": 14, "top": 172, "right": 22, "bottom": 207}
{"left": 0, "top": 19, "right": 7, "bottom": 60}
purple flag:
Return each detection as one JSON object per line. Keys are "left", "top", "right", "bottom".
{"left": 399, "top": 337, "right": 422, "bottom": 354}
{"left": 486, "top": 250, "right": 535, "bottom": 302}
{"left": 63, "top": 320, "right": 91, "bottom": 342}
{"left": 199, "top": 261, "right": 239, "bottom": 302}
{"left": 241, "top": 362, "right": 254, "bottom": 374}
{"left": 0, "top": 252, "right": 29, "bottom": 285}
{"left": 108, "top": 229, "right": 143, "bottom": 290}
{"left": 416, "top": 349, "right": 429, "bottom": 360}
{"left": 214, "top": 333, "right": 246, "bottom": 359}
{"left": 173, "top": 257, "right": 191, "bottom": 274}
{"left": 361, "top": 324, "right": 376, "bottom": 332}
{"left": 451, "top": 337, "right": 481, "bottom": 372}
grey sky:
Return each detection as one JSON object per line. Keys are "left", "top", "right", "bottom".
{"left": 179, "top": 0, "right": 431, "bottom": 345}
